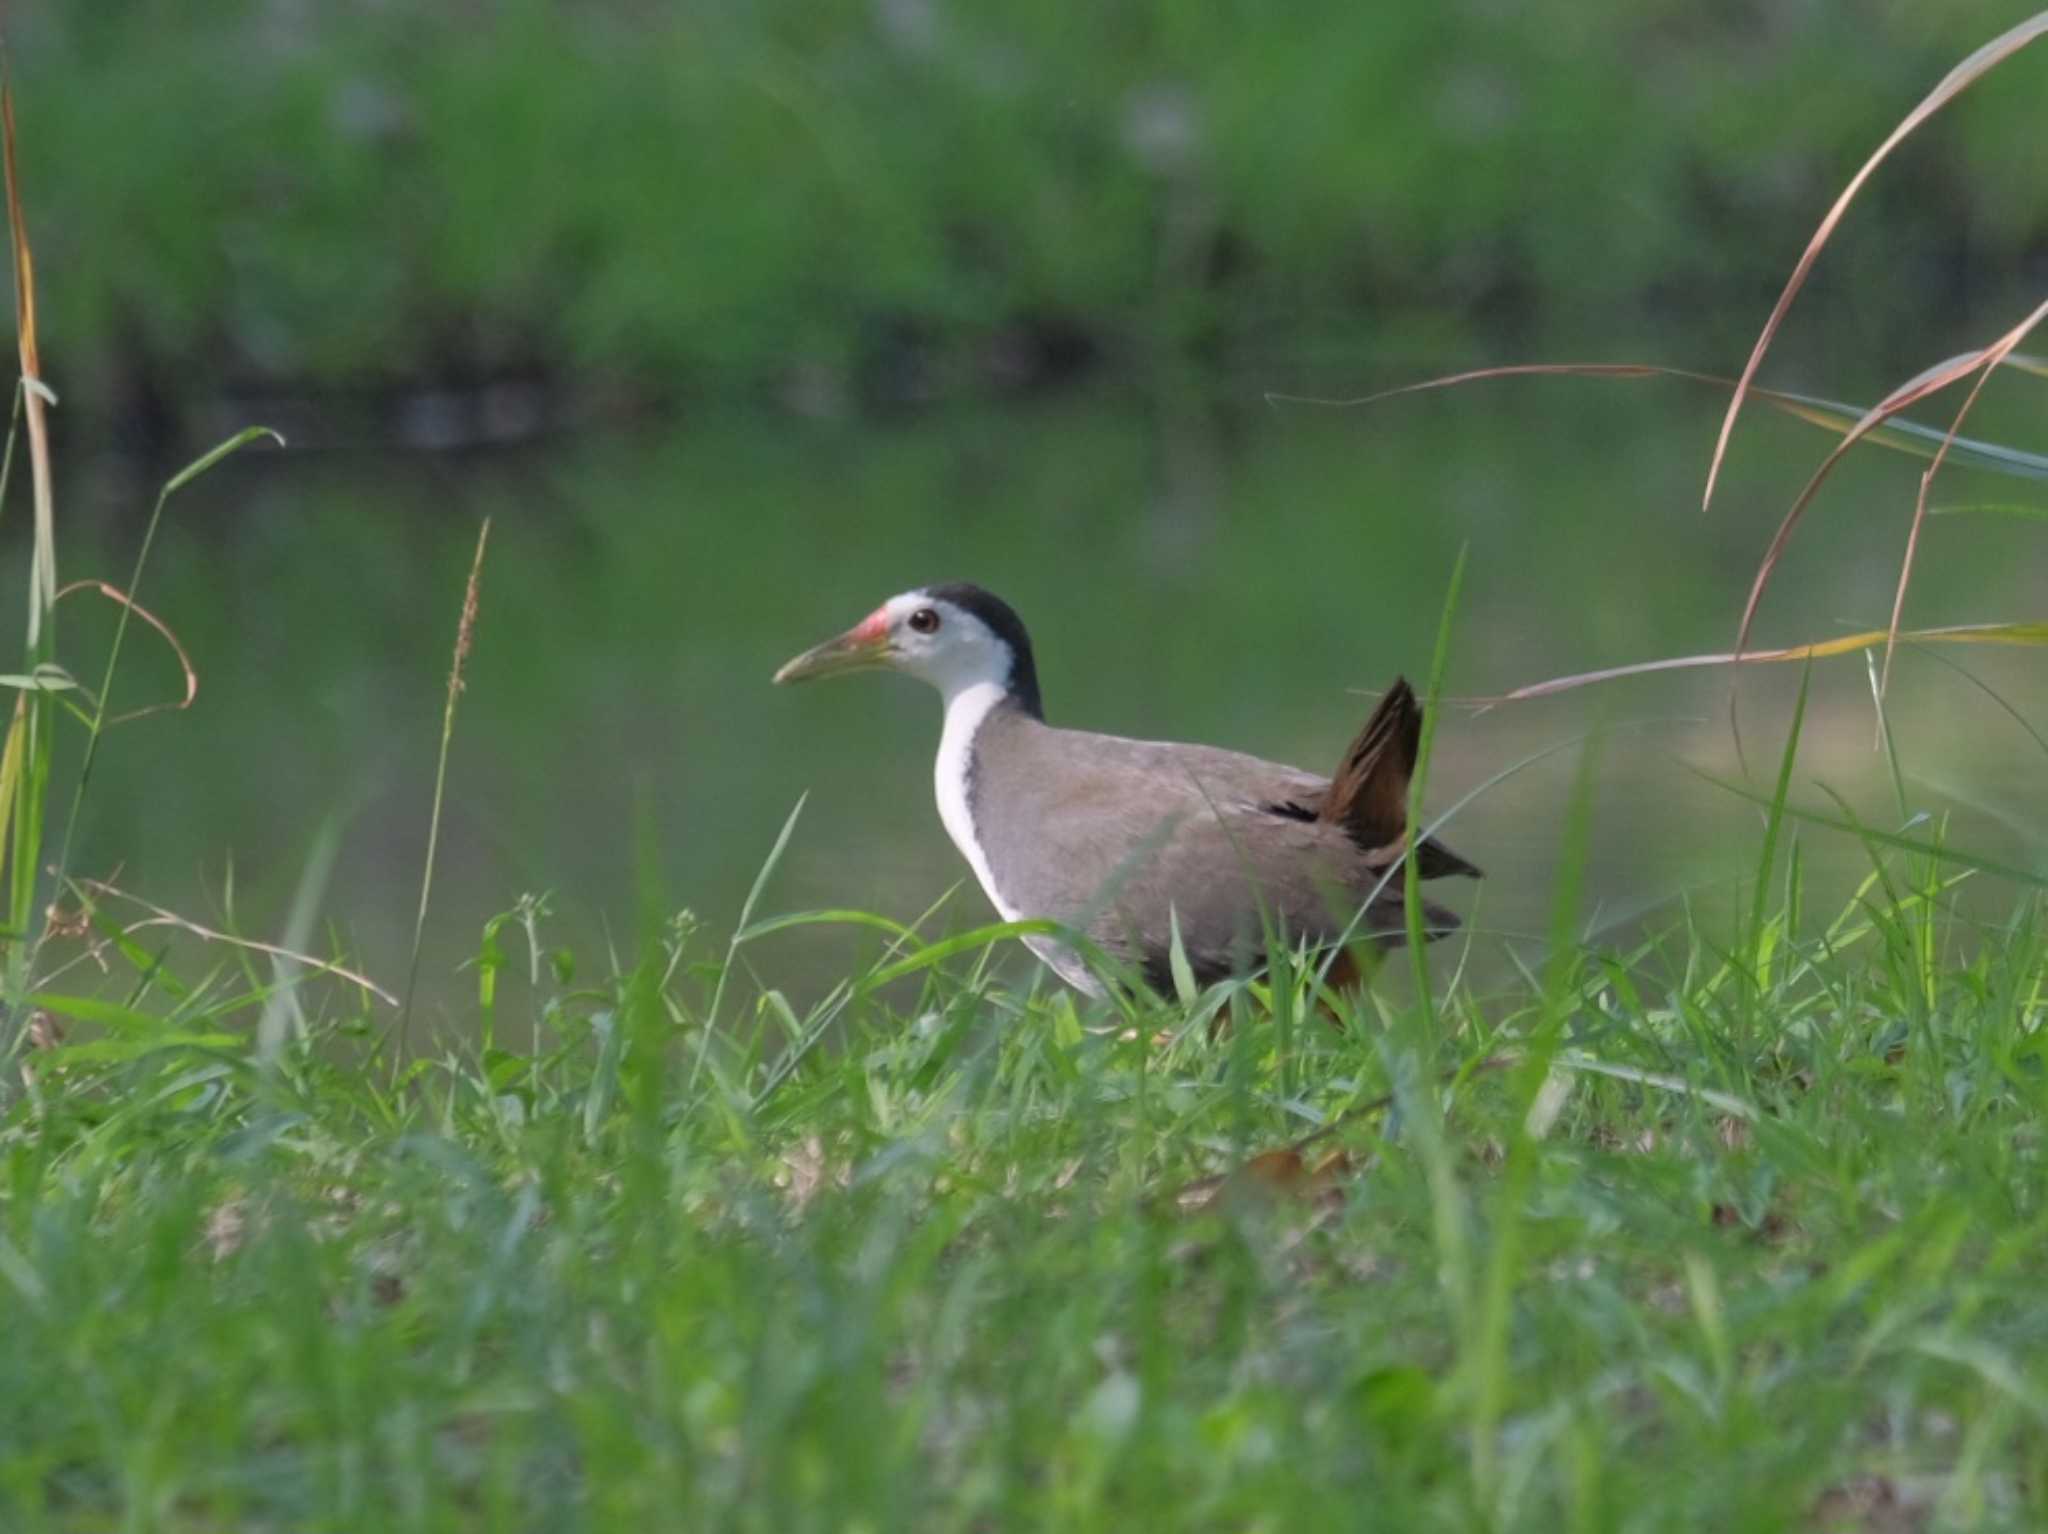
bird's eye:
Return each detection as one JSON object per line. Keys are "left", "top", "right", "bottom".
{"left": 907, "top": 607, "right": 941, "bottom": 635}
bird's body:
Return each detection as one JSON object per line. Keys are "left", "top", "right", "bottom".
{"left": 776, "top": 584, "right": 1478, "bottom": 996}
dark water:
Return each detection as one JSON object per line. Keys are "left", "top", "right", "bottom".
{"left": 42, "top": 381, "right": 2048, "bottom": 1017}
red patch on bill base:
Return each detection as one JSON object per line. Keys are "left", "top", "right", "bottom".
{"left": 852, "top": 607, "right": 891, "bottom": 643}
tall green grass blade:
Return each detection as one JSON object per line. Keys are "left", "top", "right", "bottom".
{"left": 1862, "top": 648, "right": 1910, "bottom": 823}
{"left": 858, "top": 920, "right": 1071, "bottom": 993}
{"left": 255, "top": 812, "right": 344, "bottom": 1066}
{"left": 1405, "top": 543, "right": 1467, "bottom": 1024}
{"left": 1696, "top": 770, "right": 2048, "bottom": 890}
{"left": 1746, "top": 662, "right": 1810, "bottom": 991}
{"left": 733, "top": 908, "right": 917, "bottom": 944}
{"left": 1166, "top": 906, "right": 1198, "bottom": 1007}
{"left": 160, "top": 426, "right": 285, "bottom": 495}
{"left": 691, "top": 793, "right": 807, "bottom": 1095}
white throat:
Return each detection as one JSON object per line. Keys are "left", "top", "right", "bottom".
{"left": 933, "top": 678, "right": 1018, "bottom": 920}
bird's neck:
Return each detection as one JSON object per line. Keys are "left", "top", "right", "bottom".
{"left": 933, "top": 678, "right": 1025, "bottom": 917}
{"left": 935, "top": 678, "right": 1014, "bottom": 807}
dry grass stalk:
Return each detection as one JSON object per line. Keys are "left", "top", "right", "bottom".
{"left": 3, "top": 83, "right": 53, "bottom": 646}
{"left": 1702, "top": 10, "right": 2048, "bottom": 513}
{"left": 402, "top": 518, "right": 494, "bottom": 1035}
{"left": 54, "top": 579, "right": 199, "bottom": 720}
{"left": 74, "top": 875, "right": 398, "bottom": 1006}
{"left": 1878, "top": 296, "right": 2048, "bottom": 699}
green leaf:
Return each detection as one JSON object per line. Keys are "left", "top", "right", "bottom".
{"left": 161, "top": 426, "right": 285, "bottom": 497}
{"left": 1166, "top": 906, "right": 1198, "bottom": 1006}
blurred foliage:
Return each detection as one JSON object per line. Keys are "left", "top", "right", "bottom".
{"left": 7, "top": 0, "right": 2046, "bottom": 400}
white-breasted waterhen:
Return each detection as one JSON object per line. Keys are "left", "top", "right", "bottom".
{"left": 774, "top": 583, "right": 1479, "bottom": 996}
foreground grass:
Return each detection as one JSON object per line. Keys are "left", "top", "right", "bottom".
{"left": 1, "top": 866, "right": 2044, "bottom": 1532}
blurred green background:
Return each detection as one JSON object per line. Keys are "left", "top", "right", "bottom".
{"left": 11, "top": 0, "right": 2048, "bottom": 416}
{"left": 5, "top": 1, "right": 2044, "bottom": 1013}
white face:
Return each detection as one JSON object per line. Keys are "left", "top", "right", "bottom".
{"left": 876, "top": 590, "right": 1011, "bottom": 698}
{"left": 773, "top": 587, "right": 1015, "bottom": 701}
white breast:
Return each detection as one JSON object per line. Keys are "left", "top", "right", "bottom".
{"left": 932, "top": 682, "right": 1102, "bottom": 994}
{"left": 934, "top": 679, "right": 1018, "bottom": 919}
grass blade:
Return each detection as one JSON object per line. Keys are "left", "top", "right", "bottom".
{"left": 1691, "top": 770, "right": 2048, "bottom": 890}
{"left": 1702, "top": 10, "right": 2048, "bottom": 511}
{"left": 0, "top": 80, "right": 54, "bottom": 1047}
{"left": 45, "top": 433, "right": 282, "bottom": 949}
{"left": 1406, "top": 544, "right": 1467, "bottom": 1026}
{"left": 401, "top": 518, "right": 492, "bottom": 1042}
{"left": 690, "top": 793, "right": 809, "bottom": 1095}
{"left": 732, "top": 908, "right": 917, "bottom": 944}
{"left": 1732, "top": 297, "right": 2048, "bottom": 677}
{"left": 1269, "top": 363, "right": 2048, "bottom": 482}
{"left": 1879, "top": 299, "right": 2048, "bottom": 702}
{"left": 856, "top": 918, "right": 1072, "bottom": 993}
{"left": 4, "top": 81, "right": 53, "bottom": 648}
{"left": 1490, "top": 621, "right": 2048, "bottom": 704}
{"left": 68, "top": 876, "right": 396, "bottom": 1004}
{"left": 1747, "top": 663, "right": 1810, "bottom": 987}
{"left": 1928, "top": 502, "right": 2048, "bottom": 521}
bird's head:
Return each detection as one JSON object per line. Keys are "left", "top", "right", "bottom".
{"left": 773, "top": 583, "right": 1042, "bottom": 717}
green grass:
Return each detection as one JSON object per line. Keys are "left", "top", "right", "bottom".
{"left": 0, "top": 16, "right": 2043, "bottom": 1526}
{"left": 2, "top": 840, "right": 2045, "bottom": 1530}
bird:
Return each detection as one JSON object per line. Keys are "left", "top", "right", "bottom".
{"left": 773, "top": 583, "right": 1479, "bottom": 997}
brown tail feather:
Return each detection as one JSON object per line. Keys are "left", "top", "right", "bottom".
{"left": 1321, "top": 678, "right": 1417, "bottom": 846}
{"left": 1323, "top": 676, "right": 1482, "bottom": 881}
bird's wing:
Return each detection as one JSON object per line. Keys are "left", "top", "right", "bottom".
{"left": 974, "top": 723, "right": 1457, "bottom": 986}
{"left": 972, "top": 723, "right": 1323, "bottom": 907}
{"left": 1114, "top": 797, "right": 1464, "bottom": 986}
